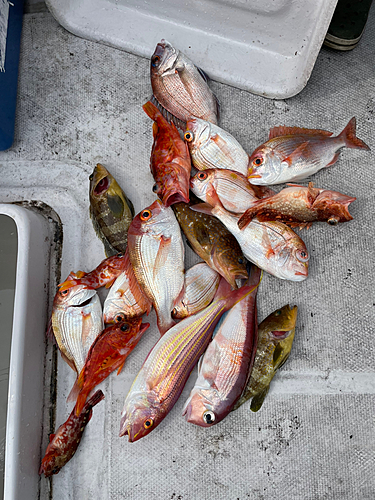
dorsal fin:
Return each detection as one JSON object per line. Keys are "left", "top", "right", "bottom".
{"left": 269, "top": 126, "right": 333, "bottom": 140}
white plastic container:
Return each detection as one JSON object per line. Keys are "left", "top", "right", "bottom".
{"left": 0, "top": 204, "right": 51, "bottom": 500}
{"left": 45, "top": 0, "right": 338, "bottom": 98}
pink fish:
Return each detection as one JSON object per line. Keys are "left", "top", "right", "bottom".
{"left": 238, "top": 182, "right": 356, "bottom": 230}
{"left": 248, "top": 117, "right": 370, "bottom": 185}
{"left": 39, "top": 390, "right": 104, "bottom": 477}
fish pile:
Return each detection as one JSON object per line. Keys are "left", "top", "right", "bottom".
{"left": 40, "top": 38, "right": 369, "bottom": 475}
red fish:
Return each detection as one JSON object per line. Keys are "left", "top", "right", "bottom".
{"left": 68, "top": 318, "right": 150, "bottom": 416}
{"left": 58, "top": 251, "right": 128, "bottom": 291}
{"left": 143, "top": 100, "right": 191, "bottom": 207}
{"left": 39, "top": 390, "right": 104, "bottom": 477}
{"left": 238, "top": 182, "right": 356, "bottom": 230}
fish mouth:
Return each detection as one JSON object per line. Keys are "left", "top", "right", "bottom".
{"left": 295, "top": 270, "right": 308, "bottom": 276}
{"left": 248, "top": 174, "right": 262, "bottom": 179}
{"left": 94, "top": 175, "right": 109, "bottom": 195}
{"left": 162, "top": 190, "right": 190, "bottom": 207}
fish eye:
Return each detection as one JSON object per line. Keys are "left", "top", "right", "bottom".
{"left": 115, "top": 313, "right": 126, "bottom": 323}
{"left": 89, "top": 174, "right": 94, "bottom": 181}
{"left": 152, "top": 183, "right": 158, "bottom": 193}
{"left": 120, "top": 323, "right": 130, "bottom": 332}
{"left": 202, "top": 410, "right": 215, "bottom": 425}
{"left": 151, "top": 55, "right": 160, "bottom": 67}
{"left": 144, "top": 418, "right": 153, "bottom": 429}
{"left": 116, "top": 253, "right": 124, "bottom": 258}
{"left": 184, "top": 131, "right": 194, "bottom": 142}
{"left": 60, "top": 289, "right": 69, "bottom": 296}
{"left": 140, "top": 209, "right": 152, "bottom": 221}
{"left": 197, "top": 172, "right": 208, "bottom": 181}
{"left": 328, "top": 217, "right": 339, "bottom": 226}
{"left": 238, "top": 257, "right": 244, "bottom": 264}
{"left": 52, "top": 467, "right": 60, "bottom": 475}
{"left": 296, "top": 249, "right": 309, "bottom": 262}
{"left": 274, "top": 310, "right": 282, "bottom": 316}
{"left": 253, "top": 157, "right": 263, "bottom": 166}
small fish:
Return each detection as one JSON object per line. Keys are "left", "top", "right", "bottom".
{"left": 172, "top": 196, "right": 248, "bottom": 289}
{"left": 68, "top": 318, "right": 150, "bottom": 416}
{"left": 39, "top": 390, "right": 104, "bottom": 477}
{"left": 119, "top": 278, "right": 260, "bottom": 442}
{"left": 184, "top": 118, "right": 249, "bottom": 175}
{"left": 172, "top": 262, "right": 220, "bottom": 319}
{"left": 58, "top": 252, "right": 128, "bottom": 292}
{"left": 191, "top": 186, "right": 309, "bottom": 281}
{"left": 103, "top": 256, "right": 152, "bottom": 324}
{"left": 150, "top": 39, "right": 219, "bottom": 126}
{"left": 89, "top": 163, "right": 134, "bottom": 256}
{"left": 51, "top": 280, "right": 103, "bottom": 373}
{"left": 143, "top": 100, "right": 191, "bottom": 207}
{"left": 238, "top": 182, "right": 356, "bottom": 230}
{"left": 190, "top": 169, "right": 274, "bottom": 214}
{"left": 127, "top": 199, "right": 185, "bottom": 336}
{"left": 234, "top": 305, "right": 298, "bottom": 412}
{"left": 183, "top": 265, "right": 261, "bottom": 427}
{"left": 248, "top": 117, "right": 370, "bottom": 185}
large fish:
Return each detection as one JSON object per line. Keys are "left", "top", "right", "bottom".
{"left": 190, "top": 168, "right": 274, "bottom": 214}
{"left": 172, "top": 196, "right": 248, "bottom": 289}
{"left": 172, "top": 262, "right": 220, "bottom": 319}
{"left": 119, "top": 278, "right": 260, "bottom": 442}
{"left": 39, "top": 390, "right": 104, "bottom": 477}
{"left": 143, "top": 100, "right": 191, "bottom": 207}
{"left": 58, "top": 252, "right": 128, "bottom": 292}
{"left": 150, "top": 39, "right": 219, "bottom": 126}
{"left": 183, "top": 265, "right": 261, "bottom": 427}
{"left": 103, "top": 255, "right": 152, "bottom": 324}
{"left": 68, "top": 318, "right": 150, "bottom": 416}
{"left": 191, "top": 187, "right": 309, "bottom": 282}
{"left": 234, "top": 304, "right": 298, "bottom": 412}
{"left": 51, "top": 279, "right": 103, "bottom": 373}
{"left": 238, "top": 182, "right": 356, "bottom": 230}
{"left": 127, "top": 199, "right": 185, "bottom": 336}
{"left": 184, "top": 118, "right": 249, "bottom": 175}
{"left": 248, "top": 117, "right": 370, "bottom": 185}
{"left": 89, "top": 163, "right": 134, "bottom": 256}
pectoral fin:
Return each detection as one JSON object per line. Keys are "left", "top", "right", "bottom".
{"left": 250, "top": 386, "right": 270, "bottom": 412}
{"left": 281, "top": 142, "right": 310, "bottom": 167}
{"left": 153, "top": 235, "right": 171, "bottom": 279}
{"left": 107, "top": 194, "right": 125, "bottom": 218}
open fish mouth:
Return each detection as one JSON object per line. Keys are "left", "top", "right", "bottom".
{"left": 162, "top": 190, "right": 190, "bottom": 207}
{"left": 94, "top": 175, "right": 109, "bottom": 195}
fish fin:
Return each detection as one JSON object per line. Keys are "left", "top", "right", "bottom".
{"left": 105, "top": 278, "right": 116, "bottom": 289}
{"left": 306, "top": 182, "right": 320, "bottom": 204}
{"left": 107, "top": 193, "right": 125, "bottom": 219}
{"left": 205, "top": 183, "right": 225, "bottom": 210}
{"left": 85, "top": 389, "right": 105, "bottom": 409}
{"left": 211, "top": 252, "right": 237, "bottom": 289}
{"left": 75, "top": 271, "right": 86, "bottom": 279}
{"left": 214, "top": 93, "right": 220, "bottom": 121}
{"left": 153, "top": 235, "right": 172, "bottom": 280}
{"left": 238, "top": 207, "right": 258, "bottom": 230}
{"left": 58, "top": 278, "right": 78, "bottom": 291}
{"left": 46, "top": 316, "right": 57, "bottom": 344}
{"left": 193, "top": 223, "right": 212, "bottom": 252}
{"left": 269, "top": 126, "right": 333, "bottom": 139}
{"left": 196, "top": 66, "right": 210, "bottom": 83}
{"left": 190, "top": 203, "right": 214, "bottom": 216}
{"left": 67, "top": 373, "right": 83, "bottom": 404}
{"left": 49, "top": 433, "right": 56, "bottom": 443}
{"left": 124, "top": 194, "right": 135, "bottom": 218}
{"left": 59, "top": 350, "right": 78, "bottom": 373}
{"left": 211, "top": 134, "right": 233, "bottom": 160}
{"left": 149, "top": 95, "right": 187, "bottom": 130}
{"left": 281, "top": 141, "right": 310, "bottom": 166}
{"left": 117, "top": 360, "right": 126, "bottom": 375}
{"left": 338, "top": 117, "right": 370, "bottom": 150}
{"left": 275, "top": 351, "right": 290, "bottom": 371}
{"left": 250, "top": 386, "right": 269, "bottom": 412}
{"left": 325, "top": 151, "right": 340, "bottom": 167}
{"left": 152, "top": 122, "right": 158, "bottom": 138}
{"left": 285, "top": 221, "right": 312, "bottom": 230}
{"left": 90, "top": 206, "right": 118, "bottom": 257}
{"left": 273, "top": 344, "right": 284, "bottom": 367}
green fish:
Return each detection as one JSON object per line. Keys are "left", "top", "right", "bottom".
{"left": 234, "top": 304, "right": 297, "bottom": 412}
{"left": 89, "top": 163, "right": 134, "bottom": 257}
{"left": 172, "top": 195, "right": 248, "bottom": 289}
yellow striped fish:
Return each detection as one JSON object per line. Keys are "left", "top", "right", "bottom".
{"left": 89, "top": 163, "right": 134, "bottom": 257}
{"left": 119, "top": 278, "right": 260, "bottom": 442}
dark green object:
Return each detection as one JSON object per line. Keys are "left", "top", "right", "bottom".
{"left": 324, "top": 0, "right": 373, "bottom": 50}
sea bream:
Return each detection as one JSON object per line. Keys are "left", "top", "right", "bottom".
{"left": 68, "top": 318, "right": 150, "bottom": 416}
{"left": 191, "top": 187, "right": 309, "bottom": 282}
{"left": 183, "top": 265, "right": 261, "bottom": 427}
{"left": 238, "top": 182, "right": 356, "bottom": 230}
{"left": 119, "top": 278, "right": 260, "bottom": 442}
{"left": 127, "top": 199, "right": 185, "bottom": 336}
{"left": 150, "top": 39, "right": 219, "bottom": 126}
{"left": 39, "top": 390, "right": 104, "bottom": 477}
{"left": 248, "top": 117, "right": 370, "bottom": 185}
{"left": 184, "top": 118, "right": 249, "bottom": 174}
{"left": 143, "top": 100, "right": 191, "bottom": 207}
{"left": 51, "top": 278, "right": 104, "bottom": 373}
{"left": 234, "top": 304, "right": 298, "bottom": 412}
{"left": 89, "top": 163, "right": 134, "bottom": 256}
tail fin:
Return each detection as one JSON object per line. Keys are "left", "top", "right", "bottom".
{"left": 238, "top": 206, "right": 259, "bottom": 230}
{"left": 339, "top": 117, "right": 370, "bottom": 150}
{"left": 215, "top": 270, "right": 263, "bottom": 314}
{"left": 84, "top": 389, "right": 105, "bottom": 411}
{"left": 143, "top": 100, "right": 166, "bottom": 124}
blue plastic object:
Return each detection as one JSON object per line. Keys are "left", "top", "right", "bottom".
{"left": 0, "top": 0, "right": 24, "bottom": 151}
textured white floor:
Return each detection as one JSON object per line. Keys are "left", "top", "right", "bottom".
{"left": 1, "top": 6, "right": 374, "bottom": 499}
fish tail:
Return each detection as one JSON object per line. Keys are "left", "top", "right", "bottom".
{"left": 143, "top": 100, "right": 164, "bottom": 124}
{"left": 216, "top": 270, "right": 263, "bottom": 313}
{"left": 74, "top": 388, "right": 91, "bottom": 417}
{"left": 339, "top": 117, "right": 370, "bottom": 150}
{"left": 238, "top": 206, "right": 258, "bottom": 230}
{"left": 58, "top": 279, "right": 79, "bottom": 291}
{"left": 83, "top": 389, "right": 105, "bottom": 412}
